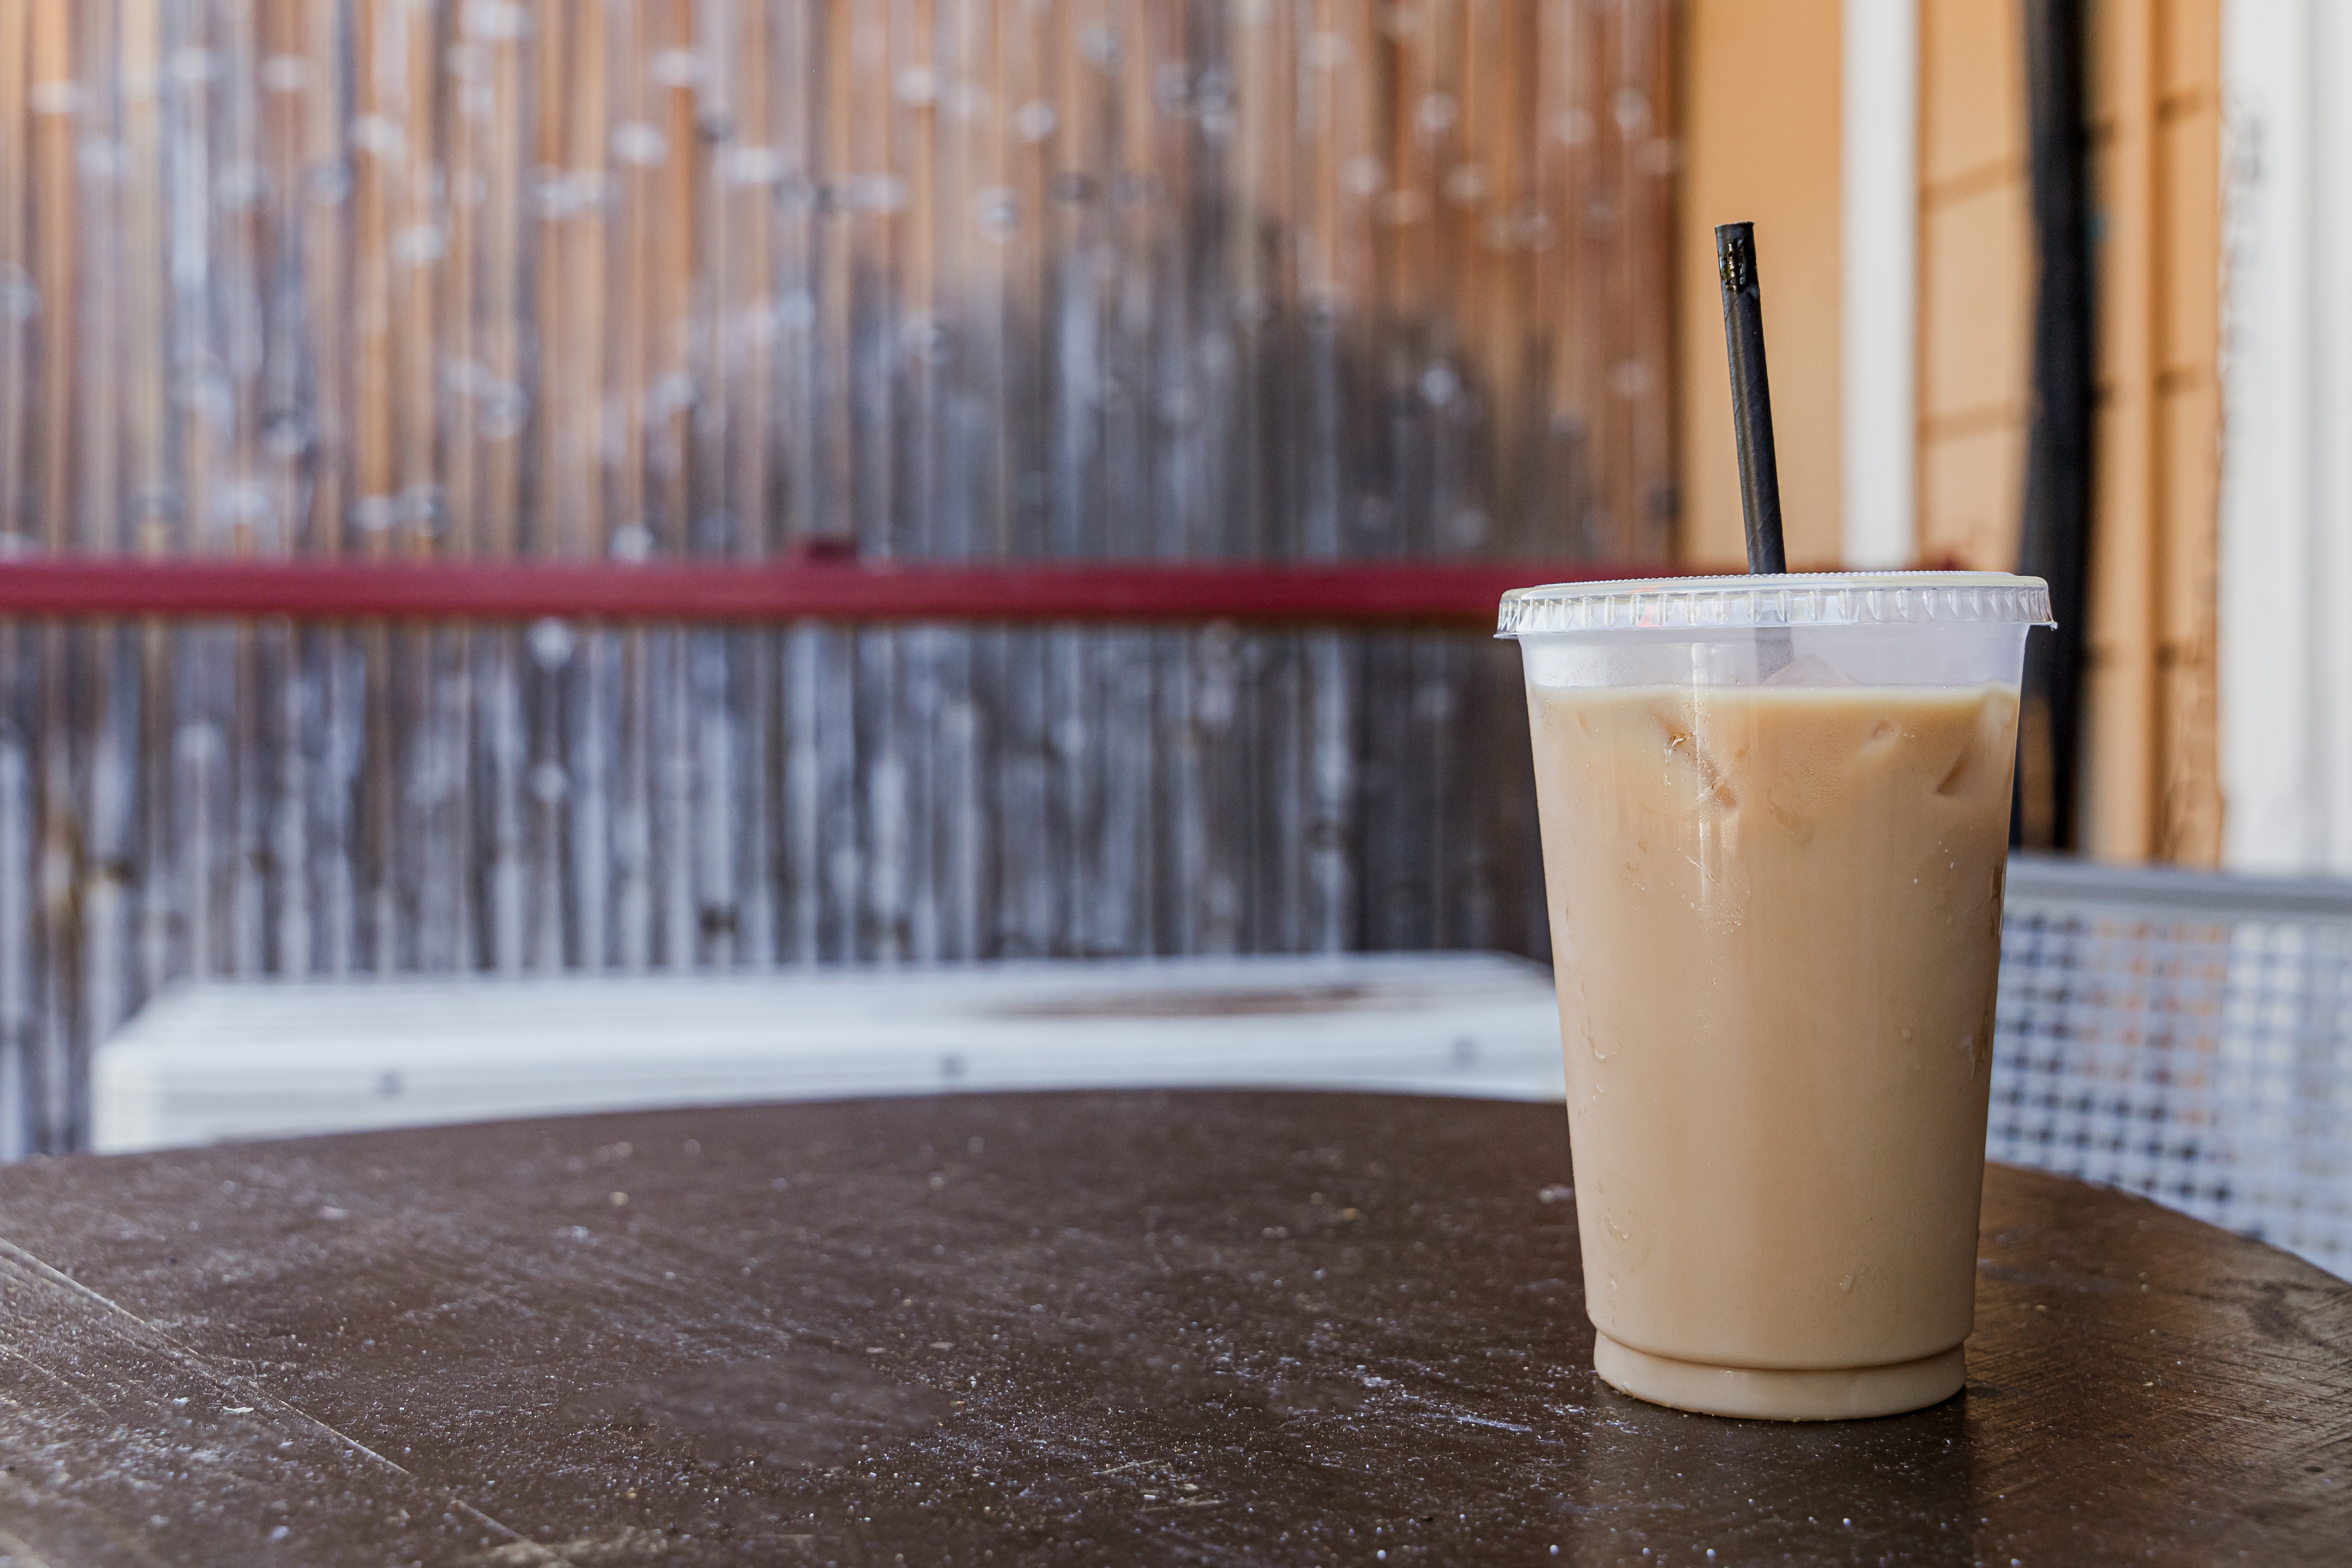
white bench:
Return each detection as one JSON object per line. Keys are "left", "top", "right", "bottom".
{"left": 92, "top": 952, "right": 1565, "bottom": 1154}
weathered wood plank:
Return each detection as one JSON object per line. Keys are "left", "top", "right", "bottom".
{"left": 0, "top": 0, "right": 1675, "bottom": 1150}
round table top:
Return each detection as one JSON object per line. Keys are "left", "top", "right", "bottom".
{"left": 0, "top": 1091, "right": 2343, "bottom": 1566}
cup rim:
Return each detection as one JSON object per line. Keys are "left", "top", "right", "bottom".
{"left": 1496, "top": 570, "right": 2055, "bottom": 638}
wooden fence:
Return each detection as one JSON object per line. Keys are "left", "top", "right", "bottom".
{"left": 0, "top": 0, "right": 1676, "bottom": 1152}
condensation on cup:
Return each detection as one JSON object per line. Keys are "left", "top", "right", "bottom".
{"left": 1499, "top": 572, "right": 2054, "bottom": 1420}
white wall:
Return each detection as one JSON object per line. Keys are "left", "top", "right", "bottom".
{"left": 1842, "top": 0, "right": 1919, "bottom": 568}
{"left": 2220, "top": 0, "right": 2352, "bottom": 873}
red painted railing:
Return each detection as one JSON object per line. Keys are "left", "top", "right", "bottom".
{"left": 0, "top": 557, "right": 1700, "bottom": 626}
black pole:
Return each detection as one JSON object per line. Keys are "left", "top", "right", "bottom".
{"left": 1715, "top": 223, "right": 1788, "bottom": 574}
{"left": 2015, "top": 0, "right": 2093, "bottom": 850}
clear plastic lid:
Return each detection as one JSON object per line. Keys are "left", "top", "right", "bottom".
{"left": 1496, "top": 570, "right": 2054, "bottom": 638}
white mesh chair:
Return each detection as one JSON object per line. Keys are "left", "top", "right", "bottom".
{"left": 1991, "top": 855, "right": 2352, "bottom": 1279}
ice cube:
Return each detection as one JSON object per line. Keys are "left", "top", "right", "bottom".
{"left": 1759, "top": 652, "right": 1856, "bottom": 687}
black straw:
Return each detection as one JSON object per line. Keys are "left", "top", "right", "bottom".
{"left": 1715, "top": 222, "right": 1788, "bottom": 574}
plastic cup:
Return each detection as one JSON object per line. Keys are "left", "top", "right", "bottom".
{"left": 1497, "top": 572, "right": 2052, "bottom": 1420}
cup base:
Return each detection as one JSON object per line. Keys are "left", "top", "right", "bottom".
{"left": 1591, "top": 1333, "right": 1965, "bottom": 1421}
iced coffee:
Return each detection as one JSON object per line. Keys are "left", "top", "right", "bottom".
{"left": 1499, "top": 573, "right": 2050, "bottom": 1420}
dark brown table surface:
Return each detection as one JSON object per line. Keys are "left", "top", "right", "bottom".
{"left": 0, "top": 1091, "right": 2343, "bottom": 1566}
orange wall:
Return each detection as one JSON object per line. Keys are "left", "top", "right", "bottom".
{"left": 1679, "top": 0, "right": 2224, "bottom": 863}
{"left": 1917, "top": 0, "right": 2034, "bottom": 572}
{"left": 1911, "top": 0, "right": 2222, "bottom": 862}
{"left": 1676, "top": 0, "right": 1844, "bottom": 568}
{"left": 2078, "top": 0, "right": 2224, "bottom": 863}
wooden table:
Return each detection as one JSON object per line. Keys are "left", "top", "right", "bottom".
{"left": 0, "top": 1091, "right": 2343, "bottom": 1565}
